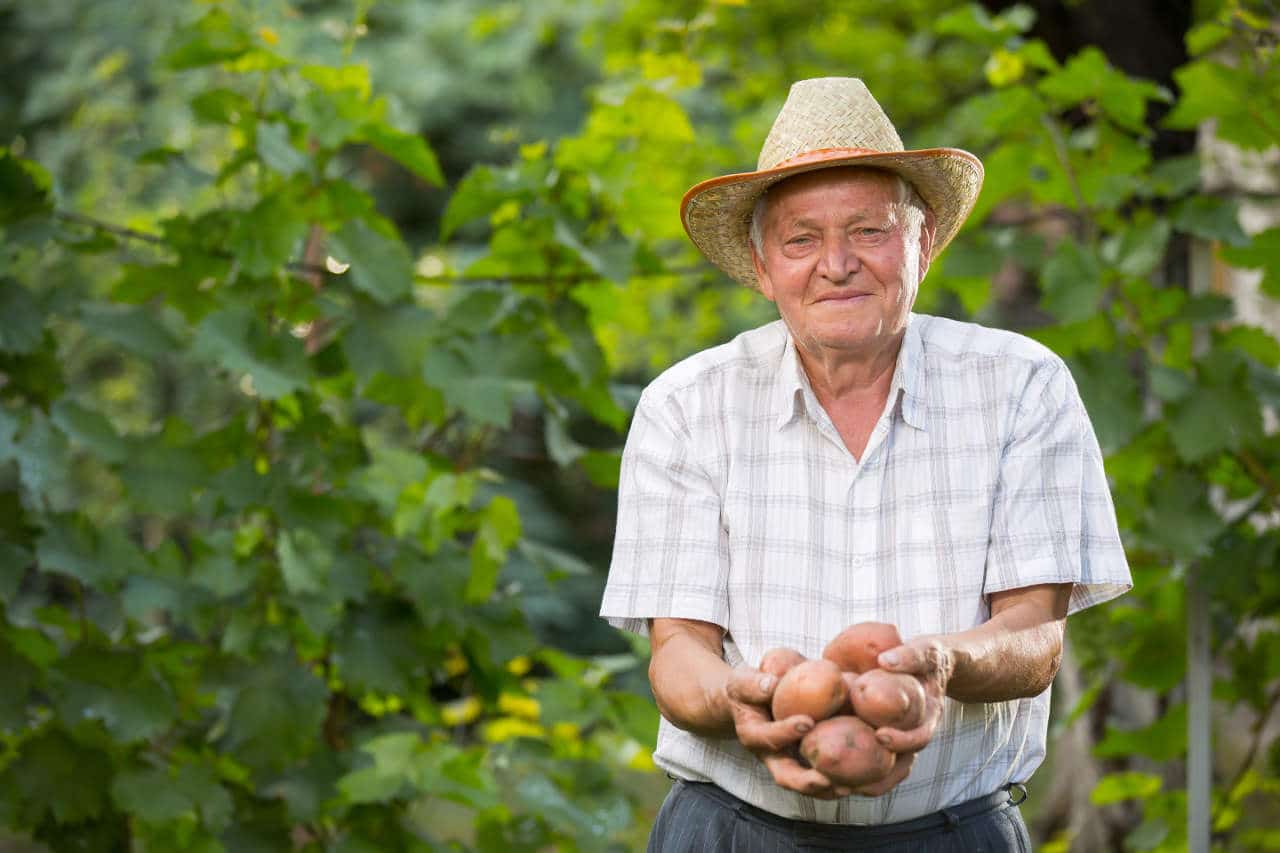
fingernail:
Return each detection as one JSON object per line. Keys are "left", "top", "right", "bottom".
{"left": 797, "top": 721, "right": 812, "bottom": 733}
{"left": 880, "top": 651, "right": 900, "bottom": 666}
{"left": 877, "top": 734, "right": 891, "bottom": 746}
{"left": 760, "top": 675, "right": 775, "bottom": 691}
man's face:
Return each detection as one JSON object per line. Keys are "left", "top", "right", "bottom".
{"left": 750, "top": 167, "right": 933, "bottom": 363}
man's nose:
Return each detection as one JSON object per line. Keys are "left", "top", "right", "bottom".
{"left": 817, "top": 237, "right": 860, "bottom": 282}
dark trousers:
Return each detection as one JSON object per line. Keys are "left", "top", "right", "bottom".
{"left": 647, "top": 780, "right": 1032, "bottom": 852}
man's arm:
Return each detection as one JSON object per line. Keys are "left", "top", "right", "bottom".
{"left": 647, "top": 617, "right": 734, "bottom": 737}
{"left": 872, "top": 582, "right": 1071, "bottom": 753}
{"left": 937, "top": 582, "right": 1070, "bottom": 701}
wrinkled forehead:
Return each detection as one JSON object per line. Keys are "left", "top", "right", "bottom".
{"left": 765, "top": 165, "right": 904, "bottom": 207}
{"left": 760, "top": 166, "right": 906, "bottom": 228}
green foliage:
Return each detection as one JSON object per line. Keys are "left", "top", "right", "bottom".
{"left": 4, "top": 0, "right": 1280, "bottom": 850}
{"left": 1221, "top": 228, "right": 1280, "bottom": 298}
{"left": 0, "top": 3, "right": 656, "bottom": 851}
{"left": 914, "top": 4, "right": 1280, "bottom": 848}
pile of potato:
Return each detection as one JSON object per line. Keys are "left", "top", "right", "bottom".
{"left": 761, "top": 622, "right": 925, "bottom": 788}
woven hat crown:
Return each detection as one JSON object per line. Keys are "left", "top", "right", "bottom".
{"left": 758, "top": 78, "right": 904, "bottom": 170}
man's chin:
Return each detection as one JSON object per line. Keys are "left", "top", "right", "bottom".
{"left": 802, "top": 322, "right": 908, "bottom": 355}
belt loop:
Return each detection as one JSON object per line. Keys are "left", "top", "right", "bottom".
{"left": 941, "top": 809, "right": 961, "bottom": 832}
{"left": 1006, "top": 783, "right": 1028, "bottom": 806}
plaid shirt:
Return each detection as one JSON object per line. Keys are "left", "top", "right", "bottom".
{"left": 600, "top": 313, "right": 1131, "bottom": 824}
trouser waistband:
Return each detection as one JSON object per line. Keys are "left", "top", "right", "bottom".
{"left": 681, "top": 780, "right": 1027, "bottom": 843}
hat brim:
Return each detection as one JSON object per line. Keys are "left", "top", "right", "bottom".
{"left": 680, "top": 147, "right": 984, "bottom": 288}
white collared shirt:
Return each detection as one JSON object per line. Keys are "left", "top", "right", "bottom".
{"left": 600, "top": 313, "right": 1131, "bottom": 824}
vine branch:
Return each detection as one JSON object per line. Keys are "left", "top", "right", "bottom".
{"left": 52, "top": 208, "right": 713, "bottom": 286}
{"left": 1236, "top": 449, "right": 1280, "bottom": 504}
{"left": 1039, "top": 113, "right": 1097, "bottom": 245}
{"left": 1217, "top": 683, "right": 1280, "bottom": 825}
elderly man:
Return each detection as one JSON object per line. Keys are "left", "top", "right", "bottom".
{"left": 600, "top": 78, "right": 1132, "bottom": 851}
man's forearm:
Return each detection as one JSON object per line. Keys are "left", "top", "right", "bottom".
{"left": 648, "top": 618, "right": 736, "bottom": 737}
{"left": 938, "top": 585, "right": 1069, "bottom": 703}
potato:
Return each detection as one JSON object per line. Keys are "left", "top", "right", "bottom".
{"left": 822, "top": 622, "right": 903, "bottom": 674}
{"left": 758, "top": 647, "right": 806, "bottom": 680}
{"left": 850, "top": 669, "right": 926, "bottom": 729}
{"left": 799, "top": 715, "right": 895, "bottom": 787}
{"left": 771, "top": 658, "right": 846, "bottom": 722}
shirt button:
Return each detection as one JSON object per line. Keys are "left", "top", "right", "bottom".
{"left": 852, "top": 554, "right": 866, "bottom": 568}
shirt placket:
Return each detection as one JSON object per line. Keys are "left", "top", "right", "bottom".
{"left": 833, "top": 415, "right": 894, "bottom": 825}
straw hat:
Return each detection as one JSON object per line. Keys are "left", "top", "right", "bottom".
{"left": 681, "top": 77, "right": 984, "bottom": 288}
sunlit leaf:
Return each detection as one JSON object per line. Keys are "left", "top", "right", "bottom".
{"left": 1144, "top": 471, "right": 1224, "bottom": 560}
{"left": 51, "top": 647, "right": 177, "bottom": 742}
{"left": 1095, "top": 703, "right": 1187, "bottom": 761}
{"left": 359, "top": 122, "right": 444, "bottom": 186}
{"left": 220, "top": 654, "right": 327, "bottom": 771}
{"left": 333, "top": 603, "right": 424, "bottom": 695}
{"left": 77, "top": 302, "right": 181, "bottom": 361}
{"left": 1186, "top": 21, "right": 1231, "bottom": 56}
{"left": 1166, "top": 61, "right": 1280, "bottom": 151}
{"left": 1104, "top": 219, "right": 1170, "bottom": 278}
{"left": 51, "top": 398, "right": 127, "bottom": 464}
{"left": 193, "top": 306, "right": 313, "bottom": 398}
{"left": 229, "top": 194, "right": 308, "bottom": 278}
{"left": 1167, "top": 352, "right": 1263, "bottom": 461}
{"left": 190, "top": 87, "right": 254, "bottom": 126}
{"left": 1039, "top": 48, "right": 1169, "bottom": 133}
{"left": 1091, "top": 771, "right": 1163, "bottom": 806}
{"left": 0, "top": 730, "right": 113, "bottom": 823}
{"left": 1040, "top": 239, "right": 1104, "bottom": 324}
{"left": 1171, "top": 196, "right": 1249, "bottom": 247}
{"left": 164, "top": 9, "right": 253, "bottom": 70}
{"left": 441, "top": 165, "right": 509, "bottom": 240}
{"left": 0, "top": 281, "right": 44, "bottom": 354}
{"left": 277, "top": 527, "right": 333, "bottom": 596}
{"left": 466, "top": 495, "right": 521, "bottom": 603}
{"left": 1067, "top": 350, "right": 1142, "bottom": 452}
{"left": 255, "top": 121, "right": 309, "bottom": 177}
{"left": 0, "top": 150, "right": 53, "bottom": 226}
{"left": 327, "top": 219, "right": 413, "bottom": 304}
{"left": 1220, "top": 228, "right": 1280, "bottom": 298}
{"left": 110, "top": 769, "right": 194, "bottom": 824}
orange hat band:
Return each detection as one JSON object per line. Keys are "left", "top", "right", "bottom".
{"left": 771, "top": 147, "right": 882, "bottom": 169}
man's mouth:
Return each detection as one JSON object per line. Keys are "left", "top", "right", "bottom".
{"left": 815, "top": 291, "right": 872, "bottom": 303}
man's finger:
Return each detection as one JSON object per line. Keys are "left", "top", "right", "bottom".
{"left": 876, "top": 644, "right": 924, "bottom": 675}
{"left": 736, "top": 712, "right": 813, "bottom": 752}
{"left": 726, "top": 667, "right": 777, "bottom": 706}
{"left": 852, "top": 751, "right": 915, "bottom": 796}
{"left": 763, "top": 754, "right": 842, "bottom": 799}
{"left": 874, "top": 722, "right": 931, "bottom": 754}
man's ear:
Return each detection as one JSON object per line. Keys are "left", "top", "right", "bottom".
{"left": 750, "top": 246, "right": 776, "bottom": 302}
{"left": 916, "top": 208, "right": 938, "bottom": 283}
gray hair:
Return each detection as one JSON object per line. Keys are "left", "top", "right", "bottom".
{"left": 748, "top": 170, "right": 928, "bottom": 258}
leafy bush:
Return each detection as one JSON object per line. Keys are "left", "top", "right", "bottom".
{"left": 2, "top": 1, "right": 1280, "bottom": 851}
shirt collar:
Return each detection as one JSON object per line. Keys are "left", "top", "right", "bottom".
{"left": 774, "top": 313, "right": 927, "bottom": 432}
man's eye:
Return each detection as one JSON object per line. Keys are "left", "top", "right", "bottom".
{"left": 858, "top": 228, "right": 883, "bottom": 236}
{"left": 786, "top": 236, "right": 813, "bottom": 246}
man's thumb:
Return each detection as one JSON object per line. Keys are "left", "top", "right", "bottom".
{"left": 877, "top": 649, "right": 904, "bottom": 669}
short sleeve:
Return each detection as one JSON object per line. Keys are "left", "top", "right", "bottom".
{"left": 984, "top": 359, "right": 1132, "bottom": 614}
{"left": 599, "top": 387, "right": 729, "bottom": 637}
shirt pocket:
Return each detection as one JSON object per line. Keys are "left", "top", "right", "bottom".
{"left": 892, "top": 493, "right": 995, "bottom": 635}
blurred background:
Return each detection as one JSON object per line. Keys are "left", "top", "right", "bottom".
{"left": 1, "top": 0, "right": 1278, "bottom": 850}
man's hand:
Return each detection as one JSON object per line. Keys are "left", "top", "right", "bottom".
{"left": 724, "top": 667, "right": 854, "bottom": 799}
{"left": 870, "top": 636, "right": 954, "bottom": 754}
{"left": 869, "top": 583, "right": 1072, "bottom": 754}
{"left": 649, "top": 620, "right": 866, "bottom": 799}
